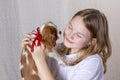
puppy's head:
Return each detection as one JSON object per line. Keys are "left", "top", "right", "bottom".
{"left": 41, "top": 22, "right": 61, "bottom": 51}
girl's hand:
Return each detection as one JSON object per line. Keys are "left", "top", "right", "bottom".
{"left": 21, "top": 32, "right": 46, "bottom": 63}
{"left": 32, "top": 43, "right": 47, "bottom": 64}
{"left": 21, "top": 33, "right": 32, "bottom": 49}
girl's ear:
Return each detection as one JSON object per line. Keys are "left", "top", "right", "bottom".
{"left": 91, "top": 38, "right": 97, "bottom": 45}
{"left": 88, "top": 38, "right": 97, "bottom": 46}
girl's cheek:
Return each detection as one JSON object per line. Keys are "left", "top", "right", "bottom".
{"left": 75, "top": 39, "right": 86, "bottom": 46}
{"left": 64, "top": 29, "right": 68, "bottom": 36}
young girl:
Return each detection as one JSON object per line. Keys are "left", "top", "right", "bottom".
{"left": 21, "top": 8, "right": 112, "bottom": 80}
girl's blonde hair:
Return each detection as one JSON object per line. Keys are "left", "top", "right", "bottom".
{"left": 57, "top": 9, "right": 112, "bottom": 73}
{"left": 71, "top": 9, "right": 112, "bottom": 73}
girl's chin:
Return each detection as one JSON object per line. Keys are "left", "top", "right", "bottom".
{"left": 64, "top": 41, "right": 72, "bottom": 48}
{"left": 64, "top": 37, "right": 74, "bottom": 48}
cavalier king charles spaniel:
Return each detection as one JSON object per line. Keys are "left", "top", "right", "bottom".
{"left": 20, "top": 22, "right": 67, "bottom": 80}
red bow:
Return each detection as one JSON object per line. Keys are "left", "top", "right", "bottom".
{"left": 31, "top": 27, "right": 42, "bottom": 52}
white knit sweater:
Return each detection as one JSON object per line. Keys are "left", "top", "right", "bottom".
{"left": 47, "top": 53, "right": 104, "bottom": 80}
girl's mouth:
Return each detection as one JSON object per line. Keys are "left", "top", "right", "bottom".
{"left": 66, "top": 37, "right": 73, "bottom": 44}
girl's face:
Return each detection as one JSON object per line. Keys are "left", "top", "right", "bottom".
{"left": 64, "top": 16, "right": 91, "bottom": 53}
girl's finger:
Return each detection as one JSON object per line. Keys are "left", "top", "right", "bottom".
{"left": 21, "top": 41, "right": 32, "bottom": 48}
{"left": 21, "top": 37, "right": 32, "bottom": 48}
{"left": 22, "top": 38, "right": 30, "bottom": 42}
{"left": 40, "top": 43, "right": 45, "bottom": 50}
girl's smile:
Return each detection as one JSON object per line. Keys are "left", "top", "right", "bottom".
{"left": 65, "top": 37, "right": 74, "bottom": 44}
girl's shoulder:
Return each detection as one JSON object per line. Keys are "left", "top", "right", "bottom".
{"left": 79, "top": 54, "right": 103, "bottom": 65}
{"left": 76, "top": 54, "right": 104, "bottom": 71}
{"left": 85, "top": 54, "right": 102, "bottom": 60}
{"left": 66, "top": 54, "right": 104, "bottom": 80}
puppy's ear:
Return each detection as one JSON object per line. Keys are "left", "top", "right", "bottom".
{"left": 42, "top": 33, "right": 57, "bottom": 49}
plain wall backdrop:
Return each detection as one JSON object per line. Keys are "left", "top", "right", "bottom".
{"left": 0, "top": 0, "right": 120, "bottom": 80}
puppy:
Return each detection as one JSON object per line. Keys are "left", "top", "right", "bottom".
{"left": 20, "top": 22, "right": 66, "bottom": 80}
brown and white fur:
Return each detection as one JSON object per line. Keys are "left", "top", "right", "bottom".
{"left": 20, "top": 22, "right": 66, "bottom": 80}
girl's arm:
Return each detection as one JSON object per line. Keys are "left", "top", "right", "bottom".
{"left": 32, "top": 45, "right": 55, "bottom": 80}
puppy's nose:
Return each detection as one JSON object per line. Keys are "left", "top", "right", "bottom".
{"left": 59, "top": 31, "right": 62, "bottom": 35}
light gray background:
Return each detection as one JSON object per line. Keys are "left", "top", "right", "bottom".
{"left": 0, "top": 0, "right": 120, "bottom": 80}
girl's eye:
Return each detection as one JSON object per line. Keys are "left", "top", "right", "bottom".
{"left": 77, "top": 34, "right": 82, "bottom": 38}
